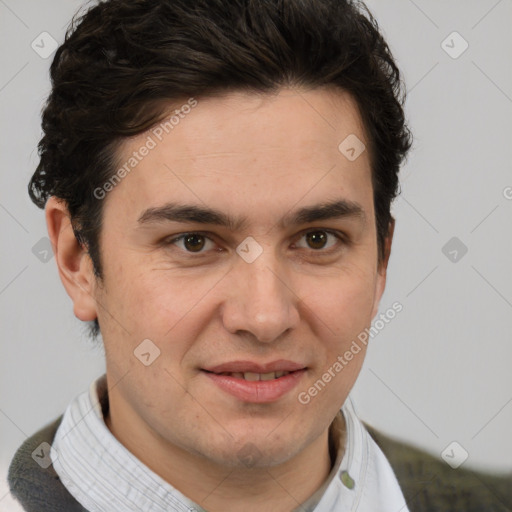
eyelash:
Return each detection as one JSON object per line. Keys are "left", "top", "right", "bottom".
{"left": 165, "top": 229, "right": 348, "bottom": 256}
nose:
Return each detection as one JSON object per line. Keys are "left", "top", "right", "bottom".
{"left": 221, "top": 257, "right": 300, "bottom": 343}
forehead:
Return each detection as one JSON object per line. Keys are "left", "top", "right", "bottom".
{"left": 106, "top": 87, "right": 373, "bottom": 226}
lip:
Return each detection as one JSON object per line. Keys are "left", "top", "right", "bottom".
{"left": 201, "top": 360, "right": 307, "bottom": 403}
{"left": 203, "top": 360, "right": 306, "bottom": 374}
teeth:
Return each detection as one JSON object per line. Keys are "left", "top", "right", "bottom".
{"left": 243, "top": 372, "right": 260, "bottom": 381}
{"left": 240, "top": 371, "right": 290, "bottom": 381}
{"left": 216, "top": 371, "right": 292, "bottom": 380}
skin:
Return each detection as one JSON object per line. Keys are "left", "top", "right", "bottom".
{"left": 47, "top": 87, "right": 393, "bottom": 512}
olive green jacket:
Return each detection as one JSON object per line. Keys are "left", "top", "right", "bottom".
{"left": 8, "top": 417, "right": 512, "bottom": 511}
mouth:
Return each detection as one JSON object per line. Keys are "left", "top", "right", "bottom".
{"left": 203, "top": 370, "right": 294, "bottom": 381}
{"left": 201, "top": 360, "right": 307, "bottom": 403}
{"left": 202, "top": 359, "right": 306, "bottom": 375}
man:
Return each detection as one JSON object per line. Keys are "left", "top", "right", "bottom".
{"left": 8, "top": 0, "right": 512, "bottom": 510}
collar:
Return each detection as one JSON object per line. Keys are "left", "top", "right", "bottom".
{"left": 51, "top": 375, "right": 408, "bottom": 512}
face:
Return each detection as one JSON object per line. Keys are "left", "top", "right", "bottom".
{"left": 81, "top": 88, "right": 389, "bottom": 469}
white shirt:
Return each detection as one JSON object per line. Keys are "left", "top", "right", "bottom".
{"left": 51, "top": 375, "right": 409, "bottom": 512}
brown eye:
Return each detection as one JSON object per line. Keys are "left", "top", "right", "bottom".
{"left": 167, "top": 232, "right": 217, "bottom": 254}
{"left": 294, "top": 230, "right": 343, "bottom": 253}
{"left": 183, "top": 234, "right": 206, "bottom": 252}
{"left": 305, "top": 231, "right": 328, "bottom": 249}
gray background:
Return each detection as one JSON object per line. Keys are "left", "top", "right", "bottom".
{"left": 1, "top": 0, "right": 511, "bottom": 507}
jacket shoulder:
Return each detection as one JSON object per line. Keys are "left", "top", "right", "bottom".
{"left": 366, "top": 423, "right": 512, "bottom": 512}
{"left": 8, "top": 416, "right": 87, "bottom": 512}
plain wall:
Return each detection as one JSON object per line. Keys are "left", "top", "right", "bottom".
{"left": 1, "top": 0, "right": 511, "bottom": 507}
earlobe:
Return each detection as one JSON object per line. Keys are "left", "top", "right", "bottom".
{"left": 371, "top": 218, "right": 395, "bottom": 318}
{"left": 45, "top": 197, "right": 99, "bottom": 322}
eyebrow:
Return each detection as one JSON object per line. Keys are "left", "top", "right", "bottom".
{"left": 137, "top": 199, "right": 365, "bottom": 230}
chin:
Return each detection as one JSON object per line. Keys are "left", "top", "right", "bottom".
{"left": 191, "top": 431, "right": 303, "bottom": 469}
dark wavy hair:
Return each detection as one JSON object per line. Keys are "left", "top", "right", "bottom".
{"left": 30, "top": 0, "right": 411, "bottom": 273}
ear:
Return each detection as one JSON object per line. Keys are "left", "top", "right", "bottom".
{"left": 371, "top": 218, "right": 395, "bottom": 319}
{"left": 45, "top": 197, "right": 99, "bottom": 322}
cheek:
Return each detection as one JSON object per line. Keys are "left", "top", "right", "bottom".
{"left": 299, "top": 271, "right": 373, "bottom": 409}
{"left": 98, "top": 257, "right": 225, "bottom": 353}
{"left": 302, "top": 265, "right": 377, "bottom": 340}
